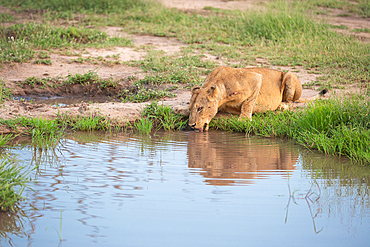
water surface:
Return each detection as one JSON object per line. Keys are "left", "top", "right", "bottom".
{"left": 1, "top": 131, "right": 369, "bottom": 247}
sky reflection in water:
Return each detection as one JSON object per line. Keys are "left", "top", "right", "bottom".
{"left": 1, "top": 131, "right": 369, "bottom": 247}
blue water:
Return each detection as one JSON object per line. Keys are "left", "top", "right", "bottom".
{"left": 1, "top": 131, "right": 369, "bottom": 247}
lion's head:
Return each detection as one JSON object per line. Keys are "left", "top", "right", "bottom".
{"left": 188, "top": 85, "right": 219, "bottom": 132}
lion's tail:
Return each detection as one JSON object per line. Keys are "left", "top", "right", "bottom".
{"left": 295, "top": 89, "right": 328, "bottom": 103}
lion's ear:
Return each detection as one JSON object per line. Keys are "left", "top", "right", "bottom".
{"left": 189, "top": 85, "right": 201, "bottom": 110}
{"left": 191, "top": 85, "right": 201, "bottom": 95}
{"left": 207, "top": 85, "right": 218, "bottom": 97}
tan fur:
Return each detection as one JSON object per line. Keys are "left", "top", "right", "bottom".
{"left": 188, "top": 66, "right": 326, "bottom": 131}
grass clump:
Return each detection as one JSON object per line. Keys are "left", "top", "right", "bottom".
{"left": 142, "top": 102, "right": 188, "bottom": 131}
{"left": 0, "top": 155, "right": 29, "bottom": 212}
{"left": 22, "top": 76, "right": 59, "bottom": 89}
{"left": 0, "top": 119, "right": 21, "bottom": 132}
{"left": 34, "top": 59, "right": 52, "bottom": 65}
{"left": 20, "top": 117, "right": 64, "bottom": 147}
{"left": 65, "top": 70, "right": 101, "bottom": 85}
{"left": 0, "top": 79, "right": 13, "bottom": 103}
{"left": 57, "top": 112, "right": 112, "bottom": 131}
{"left": 292, "top": 97, "right": 370, "bottom": 163}
{"left": 65, "top": 70, "right": 119, "bottom": 89}
{"left": 132, "top": 117, "right": 153, "bottom": 135}
{"left": 120, "top": 84, "right": 176, "bottom": 103}
{"left": 0, "top": 134, "right": 15, "bottom": 148}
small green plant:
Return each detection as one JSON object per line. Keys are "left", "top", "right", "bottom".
{"left": 142, "top": 102, "right": 188, "bottom": 131}
{"left": 22, "top": 76, "right": 53, "bottom": 88}
{"left": 0, "top": 119, "right": 20, "bottom": 131}
{"left": 34, "top": 59, "right": 52, "bottom": 65}
{"left": 0, "top": 79, "right": 12, "bottom": 103}
{"left": 38, "top": 50, "right": 50, "bottom": 59}
{"left": 0, "top": 154, "right": 30, "bottom": 211}
{"left": 120, "top": 82, "right": 176, "bottom": 103}
{"left": 70, "top": 57, "right": 86, "bottom": 64}
{"left": 65, "top": 70, "right": 100, "bottom": 85}
{"left": 133, "top": 117, "right": 153, "bottom": 135}
{"left": 0, "top": 134, "right": 15, "bottom": 148}
{"left": 99, "top": 77, "right": 118, "bottom": 89}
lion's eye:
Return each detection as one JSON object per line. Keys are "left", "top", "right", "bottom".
{"left": 197, "top": 107, "right": 203, "bottom": 112}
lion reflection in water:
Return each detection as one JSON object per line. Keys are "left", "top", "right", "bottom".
{"left": 187, "top": 131, "right": 298, "bottom": 186}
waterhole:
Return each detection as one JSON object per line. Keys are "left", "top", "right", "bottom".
{"left": 1, "top": 131, "right": 369, "bottom": 246}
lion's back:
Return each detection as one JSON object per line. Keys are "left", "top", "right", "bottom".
{"left": 214, "top": 67, "right": 285, "bottom": 113}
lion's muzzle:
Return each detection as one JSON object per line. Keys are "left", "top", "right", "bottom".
{"left": 190, "top": 123, "right": 208, "bottom": 132}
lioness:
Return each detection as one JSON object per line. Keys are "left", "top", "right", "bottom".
{"left": 187, "top": 66, "right": 327, "bottom": 131}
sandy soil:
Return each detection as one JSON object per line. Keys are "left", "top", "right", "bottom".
{"left": 0, "top": 0, "right": 368, "bottom": 133}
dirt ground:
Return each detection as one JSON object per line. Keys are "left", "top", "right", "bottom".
{"left": 0, "top": 0, "right": 369, "bottom": 133}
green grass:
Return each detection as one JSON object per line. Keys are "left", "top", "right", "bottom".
{"left": 20, "top": 117, "right": 65, "bottom": 147}
{"left": 0, "top": 23, "right": 133, "bottom": 63}
{"left": 70, "top": 55, "right": 122, "bottom": 65}
{"left": 0, "top": 79, "right": 13, "bottom": 103}
{"left": 20, "top": 71, "right": 124, "bottom": 97}
{"left": 0, "top": 0, "right": 152, "bottom": 14}
{"left": 0, "top": 13, "right": 15, "bottom": 22}
{"left": 22, "top": 76, "right": 59, "bottom": 88}
{"left": 119, "top": 85, "right": 176, "bottom": 103}
{"left": 310, "top": 0, "right": 370, "bottom": 18}
{"left": 34, "top": 59, "right": 52, "bottom": 65}
{"left": 353, "top": 28, "right": 370, "bottom": 33}
{"left": 0, "top": 0, "right": 368, "bottom": 89}
{"left": 21, "top": 71, "right": 119, "bottom": 91}
{"left": 132, "top": 117, "right": 153, "bottom": 135}
{"left": 56, "top": 111, "right": 112, "bottom": 131}
{"left": 65, "top": 70, "right": 101, "bottom": 85}
{"left": 0, "top": 154, "right": 29, "bottom": 211}
{"left": 0, "top": 134, "right": 14, "bottom": 147}
{"left": 210, "top": 96, "right": 370, "bottom": 165}
{"left": 355, "top": 0, "right": 370, "bottom": 17}
{"left": 142, "top": 102, "right": 188, "bottom": 131}
{"left": 117, "top": 1, "right": 369, "bottom": 88}
{"left": 310, "top": 0, "right": 349, "bottom": 9}
{"left": 128, "top": 49, "right": 215, "bottom": 86}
